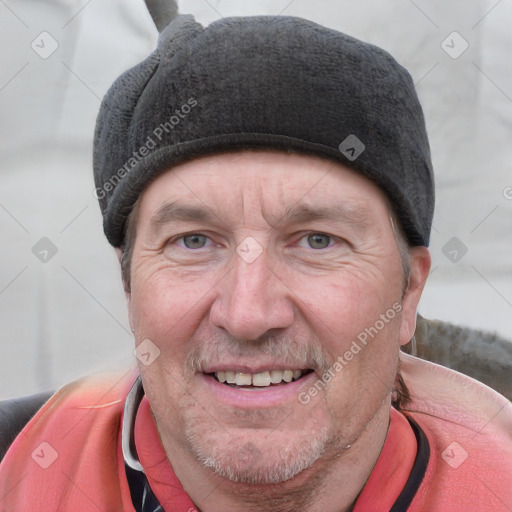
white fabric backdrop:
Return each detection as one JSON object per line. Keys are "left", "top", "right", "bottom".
{"left": 1, "top": 0, "right": 511, "bottom": 398}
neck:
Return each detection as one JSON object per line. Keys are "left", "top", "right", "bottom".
{"left": 164, "top": 402, "right": 391, "bottom": 512}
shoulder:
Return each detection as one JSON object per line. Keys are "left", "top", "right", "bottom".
{"left": 0, "top": 370, "right": 136, "bottom": 459}
{"left": 400, "top": 353, "right": 512, "bottom": 511}
{"left": 0, "top": 370, "right": 137, "bottom": 510}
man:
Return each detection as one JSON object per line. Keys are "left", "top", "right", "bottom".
{"left": 1, "top": 2, "right": 511, "bottom": 511}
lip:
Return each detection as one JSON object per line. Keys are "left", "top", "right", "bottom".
{"left": 202, "top": 362, "right": 310, "bottom": 374}
{"left": 199, "top": 371, "right": 318, "bottom": 409}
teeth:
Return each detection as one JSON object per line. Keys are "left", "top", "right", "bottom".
{"left": 270, "top": 370, "right": 284, "bottom": 384}
{"left": 282, "top": 370, "right": 293, "bottom": 383}
{"left": 213, "top": 369, "right": 304, "bottom": 386}
{"left": 235, "top": 373, "right": 252, "bottom": 386}
{"left": 252, "top": 371, "right": 271, "bottom": 387}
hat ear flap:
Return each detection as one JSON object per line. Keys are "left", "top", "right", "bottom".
{"left": 145, "top": 0, "right": 179, "bottom": 32}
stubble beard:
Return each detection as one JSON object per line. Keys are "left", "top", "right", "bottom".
{"left": 180, "top": 331, "right": 336, "bottom": 486}
{"left": 184, "top": 415, "right": 332, "bottom": 485}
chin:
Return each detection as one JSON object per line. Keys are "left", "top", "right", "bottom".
{"left": 185, "top": 425, "right": 331, "bottom": 485}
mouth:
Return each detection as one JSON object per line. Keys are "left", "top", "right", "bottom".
{"left": 209, "top": 369, "right": 314, "bottom": 389}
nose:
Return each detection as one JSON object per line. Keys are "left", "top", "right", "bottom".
{"left": 209, "top": 249, "right": 295, "bottom": 341}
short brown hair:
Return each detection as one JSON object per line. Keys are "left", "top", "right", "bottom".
{"left": 120, "top": 198, "right": 141, "bottom": 293}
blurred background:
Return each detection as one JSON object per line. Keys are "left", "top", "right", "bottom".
{"left": 1, "top": 0, "right": 511, "bottom": 399}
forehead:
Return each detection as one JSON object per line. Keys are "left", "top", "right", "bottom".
{"left": 137, "top": 150, "right": 391, "bottom": 225}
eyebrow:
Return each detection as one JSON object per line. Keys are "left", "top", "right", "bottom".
{"left": 147, "top": 199, "right": 371, "bottom": 238}
{"left": 274, "top": 202, "right": 371, "bottom": 230}
{"left": 148, "top": 201, "right": 219, "bottom": 237}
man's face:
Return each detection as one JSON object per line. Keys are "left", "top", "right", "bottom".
{"left": 128, "top": 150, "right": 427, "bottom": 487}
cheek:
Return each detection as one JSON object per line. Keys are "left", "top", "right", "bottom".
{"left": 129, "top": 270, "right": 220, "bottom": 403}
{"left": 293, "top": 269, "right": 399, "bottom": 347}
{"left": 130, "top": 269, "right": 213, "bottom": 434}
{"left": 295, "top": 273, "right": 401, "bottom": 407}
{"left": 130, "top": 266, "right": 216, "bottom": 341}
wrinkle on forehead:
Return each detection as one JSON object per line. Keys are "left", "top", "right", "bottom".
{"left": 145, "top": 150, "right": 391, "bottom": 233}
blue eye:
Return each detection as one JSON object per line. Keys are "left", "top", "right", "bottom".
{"left": 307, "top": 234, "right": 333, "bottom": 249}
{"left": 182, "top": 234, "right": 208, "bottom": 249}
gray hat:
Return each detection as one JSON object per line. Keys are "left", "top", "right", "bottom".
{"left": 93, "top": 10, "right": 434, "bottom": 248}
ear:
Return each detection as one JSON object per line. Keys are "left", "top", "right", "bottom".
{"left": 399, "top": 246, "right": 431, "bottom": 346}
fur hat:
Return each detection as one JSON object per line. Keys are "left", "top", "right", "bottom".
{"left": 93, "top": 5, "right": 434, "bottom": 247}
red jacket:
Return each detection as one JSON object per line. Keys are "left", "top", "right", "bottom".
{"left": 1, "top": 354, "right": 511, "bottom": 511}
